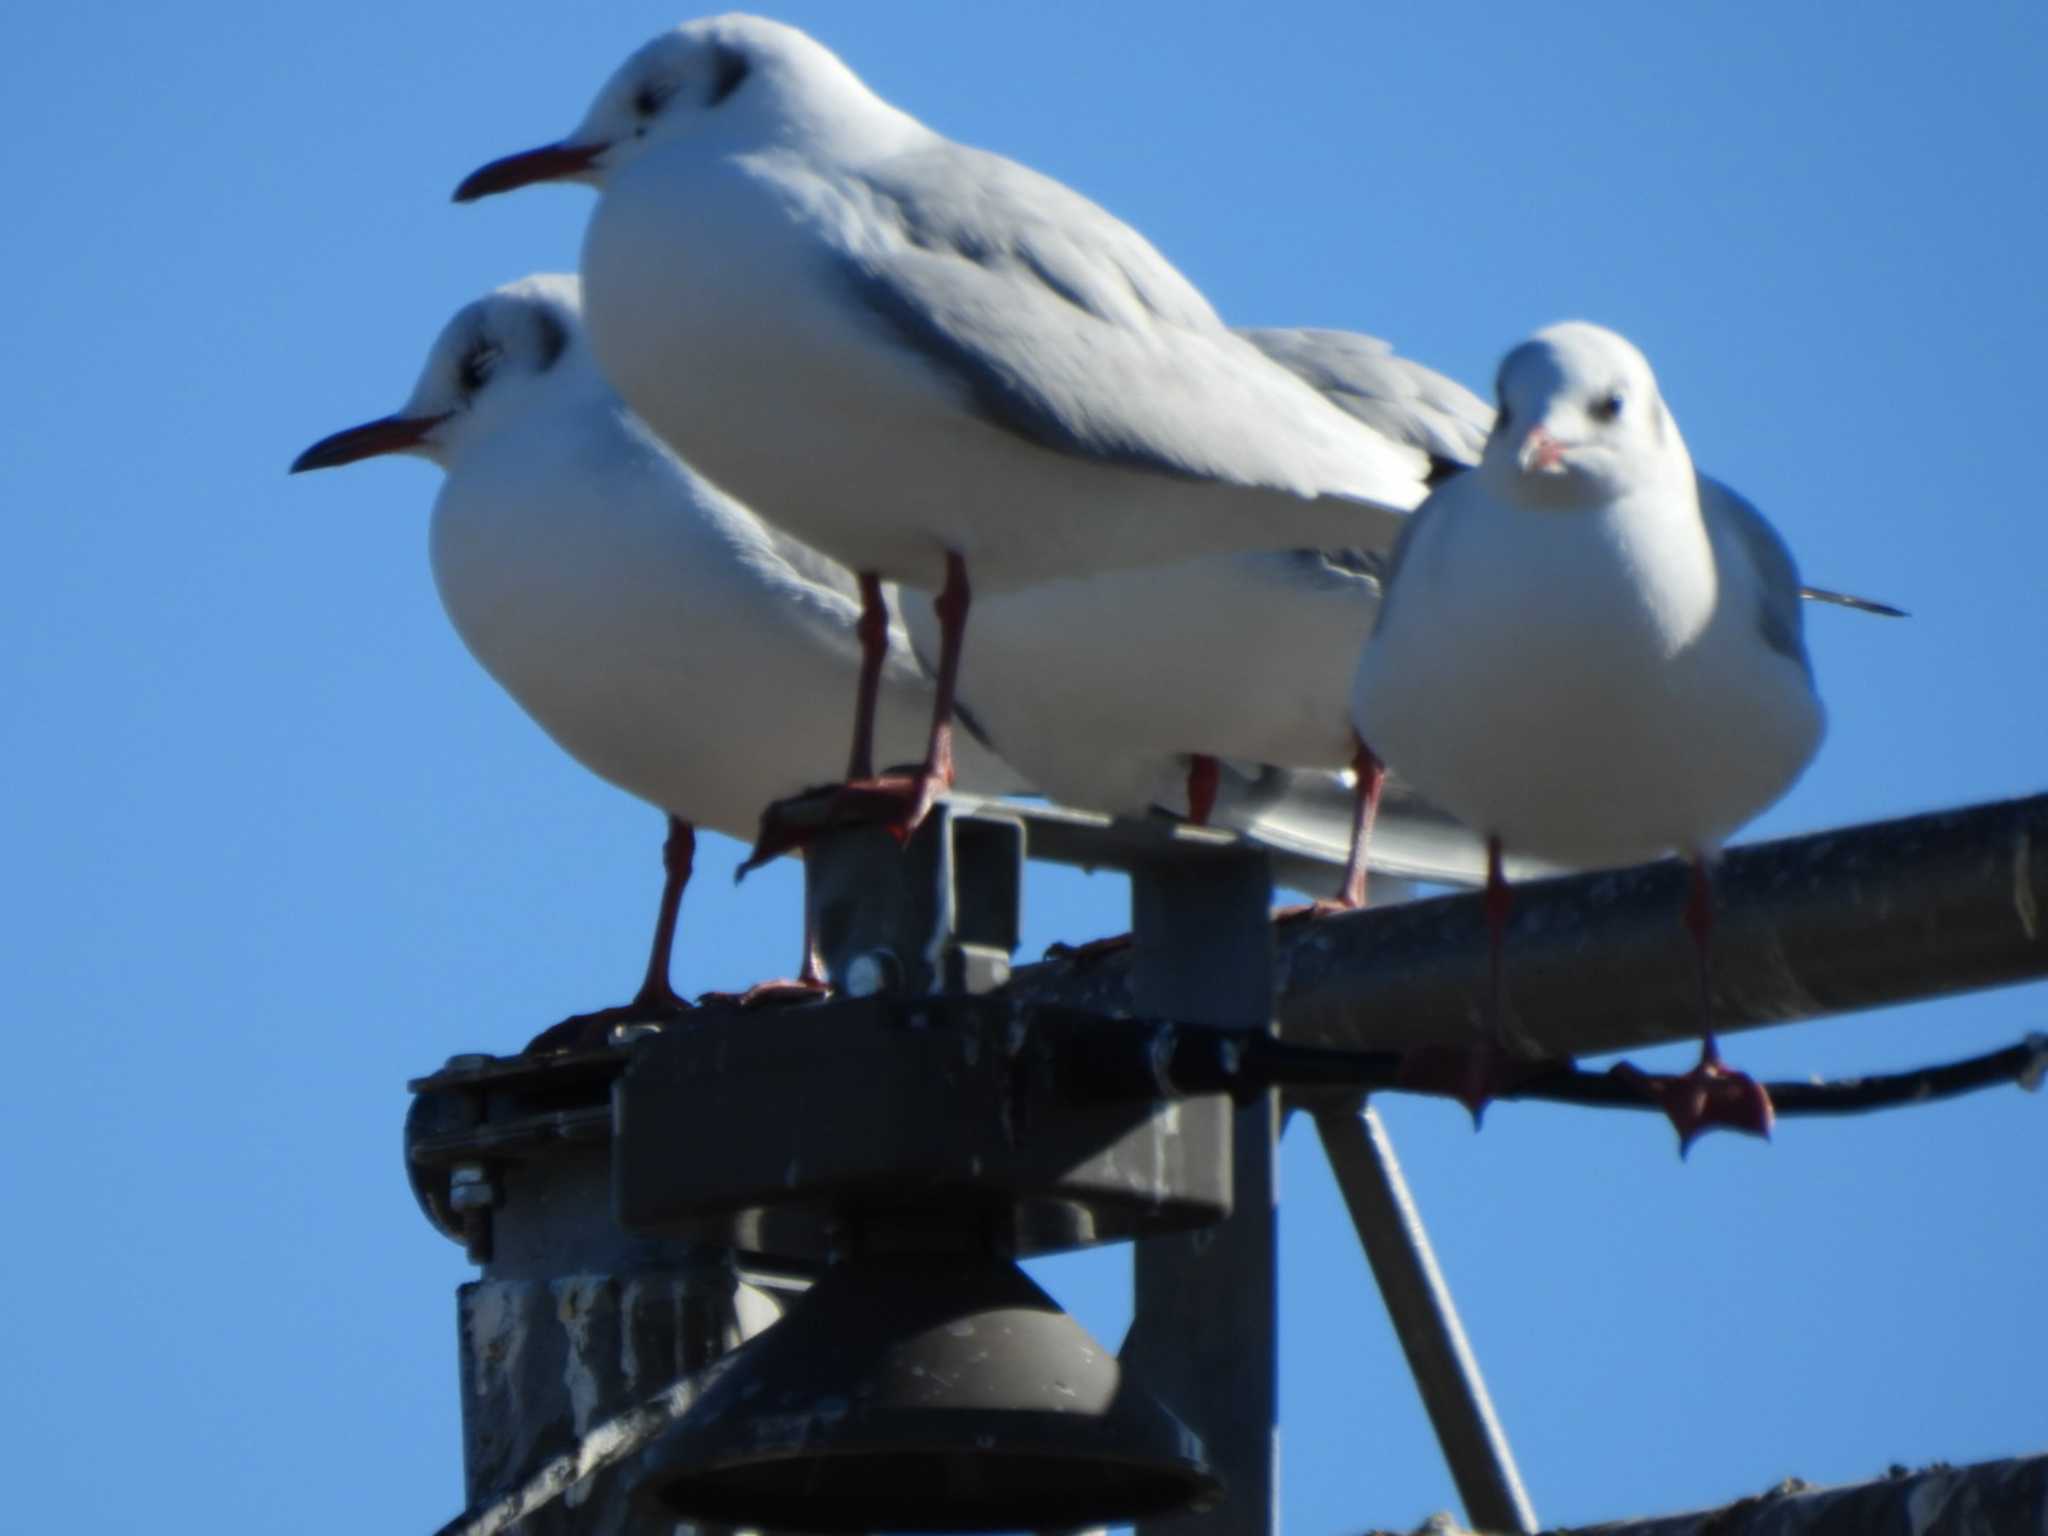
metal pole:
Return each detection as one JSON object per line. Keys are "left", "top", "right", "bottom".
{"left": 407, "top": 1056, "right": 783, "bottom": 1536}
{"left": 1010, "top": 793, "right": 2048, "bottom": 1060}
{"left": 1124, "top": 844, "right": 1279, "bottom": 1536}
{"left": 1315, "top": 1106, "right": 1537, "bottom": 1534}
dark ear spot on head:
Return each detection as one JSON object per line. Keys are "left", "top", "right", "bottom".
{"left": 708, "top": 46, "right": 751, "bottom": 106}
{"left": 533, "top": 307, "right": 569, "bottom": 372}
{"left": 457, "top": 338, "right": 496, "bottom": 395}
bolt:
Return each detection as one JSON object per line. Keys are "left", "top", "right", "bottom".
{"left": 845, "top": 948, "right": 903, "bottom": 998}
{"left": 444, "top": 1052, "right": 495, "bottom": 1074}
{"left": 449, "top": 1162, "right": 497, "bottom": 1212}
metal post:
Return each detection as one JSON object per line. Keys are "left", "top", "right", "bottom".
{"left": 804, "top": 804, "right": 1023, "bottom": 996}
{"left": 1125, "top": 845, "right": 1278, "bottom": 1536}
{"left": 409, "top": 1058, "right": 782, "bottom": 1535}
{"left": 1315, "top": 1106, "right": 1537, "bottom": 1534}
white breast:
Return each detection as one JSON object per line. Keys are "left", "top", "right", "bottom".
{"left": 427, "top": 406, "right": 961, "bottom": 840}
{"left": 1353, "top": 482, "right": 1822, "bottom": 868}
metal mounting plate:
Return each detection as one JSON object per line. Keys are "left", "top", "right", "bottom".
{"left": 613, "top": 995, "right": 1233, "bottom": 1263}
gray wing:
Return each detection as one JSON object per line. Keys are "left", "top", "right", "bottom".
{"left": 753, "top": 520, "right": 864, "bottom": 606}
{"left": 1698, "top": 475, "right": 1812, "bottom": 671}
{"left": 1236, "top": 326, "right": 1494, "bottom": 469}
{"left": 833, "top": 143, "right": 1431, "bottom": 508}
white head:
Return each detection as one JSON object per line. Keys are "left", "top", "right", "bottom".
{"left": 451, "top": 15, "right": 887, "bottom": 204}
{"left": 1481, "top": 321, "right": 1690, "bottom": 508}
{"left": 290, "top": 274, "right": 588, "bottom": 475}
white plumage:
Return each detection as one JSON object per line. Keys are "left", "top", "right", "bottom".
{"left": 1353, "top": 321, "right": 1822, "bottom": 869}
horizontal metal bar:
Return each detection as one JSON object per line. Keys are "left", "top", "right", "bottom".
{"left": 1530, "top": 1451, "right": 2048, "bottom": 1536}
{"left": 953, "top": 795, "right": 1343, "bottom": 893}
{"left": 1006, "top": 794, "right": 2048, "bottom": 1059}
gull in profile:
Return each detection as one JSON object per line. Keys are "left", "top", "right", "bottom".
{"left": 453, "top": 15, "right": 1434, "bottom": 848}
{"left": 291, "top": 274, "right": 1020, "bottom": 1040}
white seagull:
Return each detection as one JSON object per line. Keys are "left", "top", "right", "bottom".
{"left": 290, "top": 274, "right": 1021, "bottom": 1038}
{"left": 906, "top": 323, "right": 1890, "bottom": 908}
{"left": 1352, "top": 321, "right": 1827, "bottom": 1149}
{"left": 906, "top": 325, "right": 1497, "bottom": 904}
{"left": 452, "top": 14, "right": 1435, "bottom": 843}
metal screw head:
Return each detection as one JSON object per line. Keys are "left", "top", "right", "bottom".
{"left": 845, "top": 949, "right": 903, "bottom": 999}
{"left": 443, "top": 1053, "right": 496, "bottom": 1074}
{"left": 448, "top": 1162, "right": 498, "bottom": 1211}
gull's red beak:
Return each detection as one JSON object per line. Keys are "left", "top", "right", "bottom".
{"left": 289, "top": 413, "right": 449, "bottom": 474}
{"left": 453, "top": 141, "right": 605, "bottom": 203}
{"left": 1518, "top": 425, "right": 1568, "bottom": 474}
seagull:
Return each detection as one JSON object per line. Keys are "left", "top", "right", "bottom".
{"left": 911, "top": 323, "right": 1892, "bottom": 910}
{"left": 289, "top": 274, "right": 1021, "bottom": 1038}
{"left": 1351, "top": 321, "right": 1828, "bottom": 1150}
{"left": 452, "top": 14, "right": 1434, "bottom": 844}
{"left": 903, "top": 326, "right": 1495, "bottom": 905}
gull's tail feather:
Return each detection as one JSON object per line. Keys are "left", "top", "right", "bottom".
{"left": 1799, "top": 584, "right": 1908, "bottom": 618}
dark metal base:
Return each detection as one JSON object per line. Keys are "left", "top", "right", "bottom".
{"left": 614, "top": 994, "right": 1235, "bottom": 1263}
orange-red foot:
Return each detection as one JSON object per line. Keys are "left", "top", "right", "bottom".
{"left": 698, "top": 976, "right": 834, "bottom": 1009}
{"left": 1396, "top": 1040, "right": 1557, "bottom": 1128}
{"left": 1611, "top": 1045, "right": 1775, "bottom": 1156}
{"left": 522, "top": 986, "right": 692, "bottom": 1055}
{"left": 1043, "top": 932, "right": 1135, "bottom": 968}
{"left": 737, "top": 771, "right": 948, "bottom": 878}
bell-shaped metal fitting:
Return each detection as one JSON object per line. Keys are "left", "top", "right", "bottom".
{"left": 634, "top": 1249, "right": 1219, "bottom": 1532}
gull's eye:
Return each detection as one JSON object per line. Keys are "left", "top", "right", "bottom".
{"left": 632, "top": 82, "right": 669, "bottom": 122}
{"left": 458, "top": 343, "right": 501, "bottom": 396}
{"left": 1590, "top": 392, "right": 1624, "bottom": 424}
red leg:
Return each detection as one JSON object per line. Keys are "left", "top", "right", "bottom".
{"left": 738, "top": 554, "right": 972, "bottom": 875}
{"left": 1396, "top": 834, "right": 1539, "bottom": 1124}
{"left": 1273, "top": 738, "right": 1386, "bottom": 923}
{"left": 918, "top": 551, "right": 971, "bottom": 795}
{"left": 634, "top": 817, "right": 696, "bottom": 1010}
{"left": 1644, "top": 859, "right": 1773, "bottom": 1153}
{"left": 846, "top": 571, "right": 888, "bottom": 782}
{"left": 1336, "top": 738, "right": 1386, "bottom": 911}
{"left": 525, "top": 817, "right": 695, "bottom": 1052}
{"left": 1185, "top": 754, "right": 1220, "bottom": 827}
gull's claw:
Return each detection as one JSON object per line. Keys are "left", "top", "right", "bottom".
{"left": 1611, "top": 1044, "right": 1775, "bottom": 1156}
{"left": 738, "top": 771, "right": 946, "bottom": 878}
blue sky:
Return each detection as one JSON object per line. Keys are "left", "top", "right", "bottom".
{"left": 3, "top": 2, "right": 2043, "bottom": 1532}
